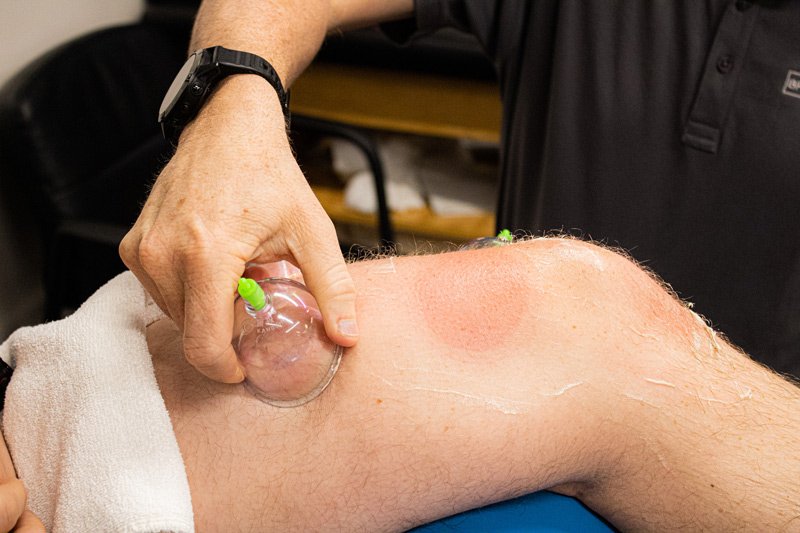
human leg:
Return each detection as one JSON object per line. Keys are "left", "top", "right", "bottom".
{"left": 149, "top": 238, "right": 800, "bottom": 531}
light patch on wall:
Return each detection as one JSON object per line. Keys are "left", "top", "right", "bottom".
{"left": 0, "top": 0, "right": 144, "bottom": 338}
{"left": 0, "top": 0, "right": 145, "bottom": 87}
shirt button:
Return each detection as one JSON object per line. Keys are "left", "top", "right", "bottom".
{"left": 716, "top": 54, "right": 734, "bottom": 74}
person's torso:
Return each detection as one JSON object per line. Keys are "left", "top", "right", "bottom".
{"left": 419, "top": 0, "right": 800, "bottom": 374}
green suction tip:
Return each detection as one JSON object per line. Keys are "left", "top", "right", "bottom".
{"left": 497, "top": 229, "right": 513, "bottom": 243}
{"left": 238, "top": 277, "right": 267, "bottom": 311}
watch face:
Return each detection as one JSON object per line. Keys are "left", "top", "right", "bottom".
{"left": 158, "top": 51, "right": 202, "bottom": 122}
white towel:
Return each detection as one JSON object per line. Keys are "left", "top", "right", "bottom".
{"left": 0, "top": 271, "right": 194, "bottom": 532}
{"left": 343, "top": 169, "right": 428, "bottom": 214}
{"left": 417, "top": 142, "right": 498, "bottom": 216}
{"left": 331, "top": 136, "right": 428, "bottom": 214}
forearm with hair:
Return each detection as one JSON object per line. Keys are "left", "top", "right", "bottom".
{"left": 191, "top": 0, "right": 330, "bottom": 86}
{"left": 181, "top": 0, "right": 414, "bottom": 150}
{"left": 190, "top": 0, "right": 414, "bottom": 85}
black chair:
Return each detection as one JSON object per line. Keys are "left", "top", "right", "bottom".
{"left": 0, "top": 7, "right": 491, "bottom": 318}
{"left": 0, "top": 16, "right": 191, "bottom": 319}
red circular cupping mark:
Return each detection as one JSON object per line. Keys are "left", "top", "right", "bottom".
{"left": 414, "top": 252, "right": 531, "bottom": 357}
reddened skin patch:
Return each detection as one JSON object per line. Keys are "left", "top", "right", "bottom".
{"left": 413, "top": 249, "right": 532, "bottom": 357}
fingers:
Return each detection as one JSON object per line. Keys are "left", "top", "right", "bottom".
{"left": 11, "top": 510, "right": 45, "bottom": 533}
{"left": 0, "top": 484, "right": 44, "bottom": 533}
{"left": 0, "top": 479, "right": 26, "bottom": 533}
{"left": 0, "top": 415, "right": 45, "bottom": 533}
{"left": 0, "top": 433, "right": 15, "bottom": 483}
{"left": 123, "top": 227, "right": 245, "bottom": 383}
{"left": 119, "top": 176, "right": 173, "bottom": 318}
{"left": 121, "top": 136, "right": 359, "bottom": 381}
{"left": 120, "top": 224, "right": 171, "bottom": 320}
{"left": 288, "top": 208, "right": 359, "bottom": 348}
{"left": 181, "top": 254, "right": 244, "bottom": 384}
{"left": 120, "top": 170, "right": 180, "bottom": 320}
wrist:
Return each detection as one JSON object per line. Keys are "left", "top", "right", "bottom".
{"left": 160, "top": 45, "right": 290, "bottom": 147}
{"left": 180, "top": 75, "right": 291, "bottom": 150}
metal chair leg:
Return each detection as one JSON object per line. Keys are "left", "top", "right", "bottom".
{"left": 291, "top": 115, "right": 395, "bottom": 246}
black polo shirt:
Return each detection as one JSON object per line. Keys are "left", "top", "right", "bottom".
{"left": 390, "top": 0, "right": 800, "bottom": 376}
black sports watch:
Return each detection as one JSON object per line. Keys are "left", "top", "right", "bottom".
{"left": 158, "top": 46, "right": 290, "bottom": 146}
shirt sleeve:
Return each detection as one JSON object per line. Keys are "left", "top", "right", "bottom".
{"left": 382, "top": 0, "right": 526, "bottom": 64}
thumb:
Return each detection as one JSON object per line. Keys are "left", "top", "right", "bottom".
{"left": 289, "top": 217, "right": 359, "bottom": 348}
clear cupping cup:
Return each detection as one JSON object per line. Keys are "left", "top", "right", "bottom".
{"left": 234, "top": 276, "right": 342, "bottom": 407}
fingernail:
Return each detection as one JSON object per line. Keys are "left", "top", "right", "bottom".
{"left": 338, "top": 318, "right": 359, "bottom": 337}
{"left": 234, "top": 365, "right": 246, "bottom": 383}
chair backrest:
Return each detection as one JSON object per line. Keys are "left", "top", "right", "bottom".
{"left": 0, "top": 21, "right": 191, "bottom": 318}
{"left": 0, "top": 22, "right": 187, "bottom": 232}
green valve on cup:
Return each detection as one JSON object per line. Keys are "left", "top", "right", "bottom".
{"left": 234, "top": 273, "right": 342, "bottom": 408}
{"left": 238, "top": 277, "right": 267, "bottom": 313}
{"left": 460, "top": 228, "right": 516, "bottom": 250}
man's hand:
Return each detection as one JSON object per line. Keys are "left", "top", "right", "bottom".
{"left": 0, "top": 431, "right": 44, "bottom": 533}
{"left": 120, "top": 77, "right": 358, "bottom": 383}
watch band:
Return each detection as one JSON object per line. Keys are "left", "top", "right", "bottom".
{"left": 159, "top": 46, "right": 291, "bottom": 146}
{"left": 211, "top": 47, "right": 291, "bottom": 121}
